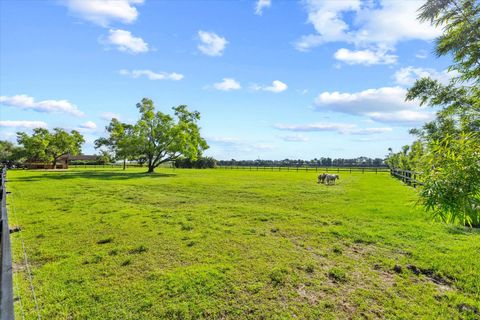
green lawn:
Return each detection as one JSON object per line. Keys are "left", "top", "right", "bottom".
{"left": 7, "top": 168, "right": 480, "bottom": 319}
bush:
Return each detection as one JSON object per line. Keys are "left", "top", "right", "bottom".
{"left": 419, "top": 132, "right": 480, "bottom": 227}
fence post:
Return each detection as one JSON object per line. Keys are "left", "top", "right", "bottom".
{"left": 1, "top": 167, "right": 14, "bottom": 320}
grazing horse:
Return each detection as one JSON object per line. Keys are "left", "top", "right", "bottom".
{"left": 325, "top": 174, "right": 339, "bottom": 185}
{"left": 317, "top": 173, "right": 327, "bottom": 184}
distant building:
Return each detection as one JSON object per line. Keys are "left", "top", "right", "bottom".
{"left": 26, "top": 154, "right": 99, "bottom": 169}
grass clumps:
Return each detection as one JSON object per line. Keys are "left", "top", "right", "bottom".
{"left": 96, "top": 237, "right": 114, "bottom": 245}
{"left": 328, "top": 267, "right": 348, "bottom": 283}
{"left": 269, "top": 267, "right": 289, "bottom": 286}
{"left": 129, "top": 245, "right": 148, "bottom": 254}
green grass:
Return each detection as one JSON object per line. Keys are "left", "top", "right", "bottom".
{"left": 7, "top": 168, "right": 480, "bottom": 319}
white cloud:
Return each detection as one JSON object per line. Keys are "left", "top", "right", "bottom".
{"left": 275, "top": 122, "right": 355, "bottom": 133}
{"left": 255, "top": 0, "right": 271, "bottom": 15}
{"left": 275, "top": 122, "right": 392, "bottom": 135}
{"left": 0, "top": 120, "right": 48, "bottom": 129}
{"left": 0, "top": 94, "right": 84, "bottom": 117}
{"left": 197, "top": 31, "right": 228, "bottom": 57}
{"left": 103, "top": 29, "right": 149, "bottom": 54}
{"left": 252, "top": 80, "right": 288, "bottom": 93}
{"left": 119, "top": 69, "right": 183, "bottom": 81}
{"left": 64, "top": 0, "right": 144, "bottom": 27}
{"left": 334, "top": 48, "right": 397, "bottom": 65}
{"left": 101, "top": 112, "right": 121, "bottom": 121}
{"left": 415, "top": 49, "right": 428, "bottom": 59}
{"left": 213, "top": 78, "right": 241, "bottom": 91}
{"left": 79, "top": 121, "right": 97, "bottom": 129}
{"left": 314, "top": 86, "right": 434, "bottom": 124}
{"left": 280, "top": 134, "right": 310, "bottom": 142}
{"left": 208, "top": 136, "right": 275, "bottom": 152}
{"left": 295, "top": 0, "right": 441, "bottom": 65}
{"left": 393, "top": 66, "right": 457, "bottom": 86}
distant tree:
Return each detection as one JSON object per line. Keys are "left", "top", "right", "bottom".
{"left": 95, "top": 119, "right": 138, "bottom": 170}
{"left": 97, "top": 98, "right": 208, "bottom": 173}
{"left": 98, "top": 150, "right": 114, "bottom": 165}
{"left": 134, "top": 98, "right": 208, "bottom": 173}
{"left": 17, "top": 128, "right": 84, "bottom": 169}
{"left": 0, "top": 140, "right": 25, "bottom": 167}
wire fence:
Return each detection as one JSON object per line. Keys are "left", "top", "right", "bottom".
{"left": 1, "top": 167, "right": 14, "bottom": 319}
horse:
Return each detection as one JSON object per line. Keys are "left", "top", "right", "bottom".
{"left": 317, "top": 173, "right": 327, "bottom": 184}
{"left": 325, "top": 174, "right": 339, "bottom": 185}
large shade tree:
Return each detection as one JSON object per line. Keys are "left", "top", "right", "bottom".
{"left": 17, "top": 128, "right": 85, "bottom": 169}
{"left": 97, "top": 98, "right": 208, "bottom": 173}
{"left": 387, "top": 0, "right": 480, "bottom": 226}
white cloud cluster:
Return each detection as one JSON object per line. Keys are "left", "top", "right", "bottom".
{"left": 334, "top": 48, "right": 397, "bottom": 65}
{"left": 296, "top": 0, "right": 441, "bottom": 65}
{"left": 255, "top": 0, "right": 271, "bottom": 15}
{"left": 198, "top": 31, "right": 228, "bottom": 56}
{"left": 0, "top": 120, "right": 48, "bottom": 129}
{"left": 252, "top": 80, "right": 288, "bottom": 93}
{"left": 393, "top": 66, "right": 457, "bottom": 86}
{"left": 104, "top": 29, "right": 149, "bottom": 54}
{"left": 0, "top": 94, "right": 84, "bottom": 117}
{"left": 101, "top": 112, "right": 121, "bottom": 121}
{"left": 119, "top": 69, "right": 183, "bottom": 81}
{"left": 213, "top": 78, "right": 241, "bottom": 91}
{"left": 208, "top": 136, "right": 275, "bottom": 152}
{"left": 280, "top": 134, "right": 310, "bottom": 142}
{"left": 275, "top": 122, "right": 392, "bottom": 135}
{"left": 64, "top": 0, "right": 144, "bottom": 27}
{"left": 79, "top": 121, "right": 97, "bottom": 130}
{"left": 314, "top": 86, "right": 434, "bottom": 124}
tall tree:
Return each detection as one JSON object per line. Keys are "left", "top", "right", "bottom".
{"left": 396, "top": 0, "right": 480, "bottom": 226}
{"left": 96, "top": 98, "right": 208, "bottom": 173}
{"left": 17, "top": 128, "right": 85, "bottom": 169}
{"left": 135, "top": 98, "right": 208, "bottom": 173}
{"left": 95, "top": 119, "right": 137, "bottom": 170}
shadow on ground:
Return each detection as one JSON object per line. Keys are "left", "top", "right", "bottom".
{"left": 9, "top": 170, "right": 177, "bottom": 182}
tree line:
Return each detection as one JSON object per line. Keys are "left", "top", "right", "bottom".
{"left": 385, "top": 0, "right": 479, "bottom": 227}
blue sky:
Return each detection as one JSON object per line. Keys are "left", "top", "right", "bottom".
{"left": 0, "top": 0, "right": 454, "bottom": 160}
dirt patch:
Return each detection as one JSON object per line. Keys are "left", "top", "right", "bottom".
{"left": 406, "top": 264, "right": 453, "bottom": 291}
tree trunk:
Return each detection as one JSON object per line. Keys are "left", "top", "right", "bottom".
{"left": 52, "top": 158, "right": 57, "bottom": 169}
{"left": 147, "top": 165, "right": 155, "bottom": 173}
{"left": 123, "top": 158, "right": 126, "bottom": 170}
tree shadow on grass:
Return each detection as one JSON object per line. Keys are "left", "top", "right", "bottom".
{"left": 10, "top": 170, "right": 177, "bottom": 182}
{"left": 446, "top": 225, "right": 480, "bottom": 235}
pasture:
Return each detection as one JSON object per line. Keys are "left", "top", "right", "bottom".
{"left": 7, "top": 168, "right": 480, "bottom": 319}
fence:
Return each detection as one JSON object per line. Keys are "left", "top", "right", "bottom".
{"left": 216, "top": 166, "right": 389, "bottom": 174}
{"left": 390, "top": 168, "right": 423, "bottom": 188}
{"left": 1, "top": 167, "right": 14, "bottom": 319}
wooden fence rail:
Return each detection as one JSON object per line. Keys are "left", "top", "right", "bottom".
{"left": 1, "top": 167, "right": 14, "bottom": 319}
{"left": 215, "top": 166, "right": 389, "bottom": 174}
{"left": 390, "top": 168, "right": 423, "bottom": 188}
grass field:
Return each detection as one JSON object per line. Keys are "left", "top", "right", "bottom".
{"left": 7, "top": 168, "right": 480, "bottom": 319}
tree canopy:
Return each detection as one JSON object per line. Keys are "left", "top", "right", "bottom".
{"left": 96, "top": 98, "right": 208, "bottom": 173}
{"left": 17, "top": 128, "right": 85, "bottom": 169}
{"left": 386, "top": 0, "right": 480, "bottom": 227}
